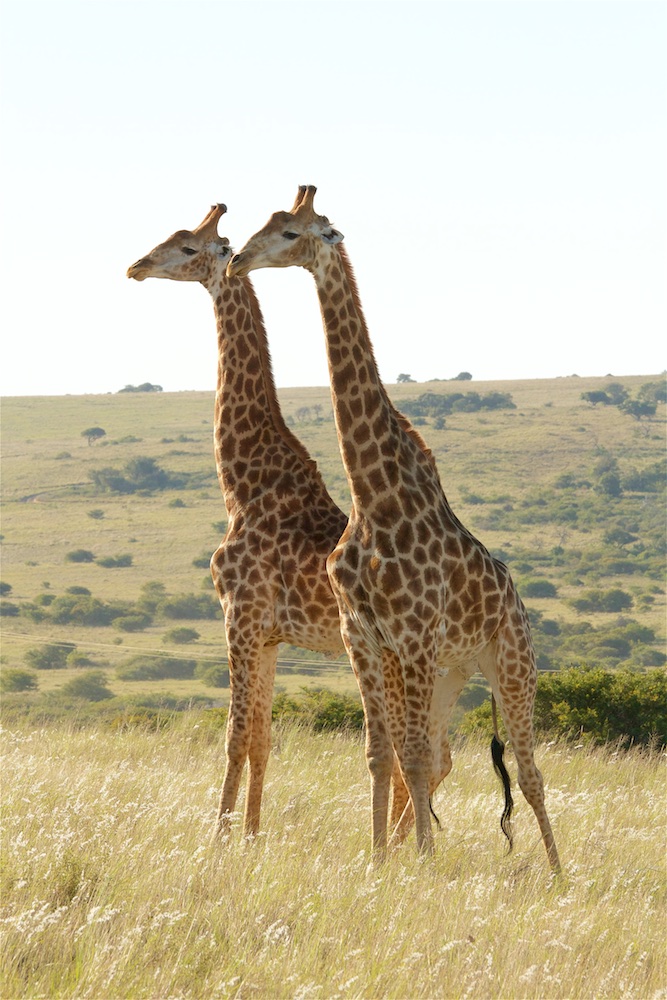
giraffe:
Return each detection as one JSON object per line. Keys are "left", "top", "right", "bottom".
{"left": 228, "top": 186, "right": 561, "bottom": 871}
{"left": 126, "top": 203, "right": 418, "bottom": 842}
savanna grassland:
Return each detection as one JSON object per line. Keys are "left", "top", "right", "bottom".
{"left": 1, "top": 376, "right": 666, "bottom": 998}
{"left": 1, "top": 374, "right": 665, "bottom": 713}
{"left": 1, "top": 721, "right": 665, "bottom": 999}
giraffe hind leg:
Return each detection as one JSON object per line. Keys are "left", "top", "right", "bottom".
{"left": 479, "top": 632, "right": 561, "bottom": 873}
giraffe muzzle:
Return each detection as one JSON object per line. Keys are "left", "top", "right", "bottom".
{"left": 226, "top": 252, "right": 248, "bottom": 278}
{"left": 126, "top": 259, "right": 151, "bottom": 281}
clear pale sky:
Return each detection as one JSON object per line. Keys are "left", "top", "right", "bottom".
{"left": 1, "top": 0, "right": 665, "bottom": 397}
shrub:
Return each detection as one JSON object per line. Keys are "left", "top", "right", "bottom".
{"left": 1, "top": 669, "right": 38, "bottom": 692}
{"left": 161, "top": 593, "right": 221, "bottom": 620}
{"left": 197, "top": 664, "right": 230, "bottom": 687}
{"left": 522, "top": 580, "right": 558, "bottom": 598}
{"left": 60, "top": 670, "right": 114, "bottom": 701}
{"left": 568, "top": 589, "right": 633, "bottom": 614}
{"left": 113, "top": 614, "right": 152, "bottom": 632}
{"left": 87, "top": 509, "right": 105, "bottom": 519}
{"left": 96, "top": 554, "right": 133, "bottom": 568}
{"left": 25, "top": 643, "right": 73, "bottom": 670}
{"left": 192, "top": 553, "right": 212, "bottom": 569}
{"left": 163, "top": 627, "right": 200, "bottom": 645}
{"left": 272, "top": 687, "right": 365, "bottom": 732}
{"left": 0, "top": 582, "right": 12, "bottom": 596}
{"left": 65, "top": 549, "right": 96, "bottom": 563}
{"left": 115, "top": 656, "right": 197, "bottom": 681}
{"left": 0, "top": 602, "right": 20, "bottom": 617}
{"left": 138, "top": 582, "right": 168, "bottom": 613}
{"left": 91, "top": 456, "right": 185, "bottom": 494}
{"left": 460, "top": 667, "right": 667, "bottom": 747}
{"left": 596, "top": 472, "right": 622, "bottom": 497}
{"left": 49, "top": 595, "right": 128, "bottom": 626}
{"left": 66, "top": 651, "right": 95, "bottom": 668}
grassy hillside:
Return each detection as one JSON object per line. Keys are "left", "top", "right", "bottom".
{"left": 1, "top": 374, "right": 665, "bottom": 710}
{"left": 1, "top": 722, "right": 664, "bottom": 999}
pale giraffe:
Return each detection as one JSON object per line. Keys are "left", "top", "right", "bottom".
{"left": 126, "top": 204, "right": 419, "bottom": 842}
{"left": 228, "top": 186, "right": 561, "bottom": 871}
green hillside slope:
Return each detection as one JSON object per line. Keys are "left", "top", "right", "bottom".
{"left": 1, "top": 374, "right": 664, "bottom": 709}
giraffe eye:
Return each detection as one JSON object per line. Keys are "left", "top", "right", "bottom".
{"left": 282, "top": 231, "right": 299, "bottom": 241}
{"left": 181, "top": 247, "right": 198, "bottom": 256}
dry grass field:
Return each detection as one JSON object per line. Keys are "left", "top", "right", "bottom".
{"left": 1, "top": 721, "right": 665, "bottom": 999}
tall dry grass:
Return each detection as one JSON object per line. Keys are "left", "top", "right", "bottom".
{"left": 1, "top": 719, "right": 665, "bottom": 999}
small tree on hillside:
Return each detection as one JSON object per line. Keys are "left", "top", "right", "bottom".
{"left": 81, "top": 427, "right": 106, "bottom": 446}
{"left": 397, "top": 373, "right": 415, "bottom": 383}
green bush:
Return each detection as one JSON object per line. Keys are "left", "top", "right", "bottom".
{"left": 0, "top": 582, "right": 12, "bottom": 596}
{"left": 1, "top": 669, "right": 38, "bottom": 692}
{"left": 113, "top": 614, "right": 152, "bottom": 632}
{"left": 161, "top": 593, "right": 220, "bottom": 620}
{"left": 137, "top": 582, "right": 168, "bottom": 613}
{"left": 49, "top": 595, "right": 129, "bottom": 626}
{"left": 272, "top": 687, "right": 365, "bottom": 732}
{"left": 65, "top": 549, "right": 96, "bottom": 563}
{"left": 568, "top": 589, "right": 633, "bottom": 614}
{"left": 96, "top": 554, "right": 133, "bottom": 568}
{"left": 60, "top": 670, "right": 114, "bottom": 702}
{"left": 522, "top": 579, "right": 558, "bottom": 598}
{"left": 460, "top": 667, "right": 666, "bottom": 748}
{"left": 66, "top": 651, "right": 95, "bottom": 668}
{"left": 115, "top": 656, "right": 197, "bottom": 681}
{"left": 25, "top": 643, "right": 74, "bottom": 670}
{"left": 196, "top": 664, "right": 230, "bottom": 687}
{"left": 90, "top": 456, "right": 186, "bottom": 494}
{"left": 192, "top": 553, "right": 212, "bottom": 569}
{"left": 163, "top": 627, "right": 200, "bottom": 645}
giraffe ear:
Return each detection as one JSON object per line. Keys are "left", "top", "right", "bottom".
{"left": 321, "top": 227, "right": 344, "bottom": 245}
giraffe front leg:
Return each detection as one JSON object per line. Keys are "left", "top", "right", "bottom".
{"left": 341, "top": 620, "right": 394, "bottom": 863}
{"left": 213, "top": 641, "right": 259, "bottom": 841}
{"left": 243, "top": 646, "right": 279, "bottom": 838}
{"left": 397, "top": 650, "right": 437, "bottom": 856}
{"left": 382, "top": 649, "right": 410, "bottom": 836}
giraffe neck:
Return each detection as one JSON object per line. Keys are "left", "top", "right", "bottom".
{"left": 203, "top": 271, "right": 323, "bottom": 516}
{"left": 309, "top": 245, "right": 440, "bottom": 516}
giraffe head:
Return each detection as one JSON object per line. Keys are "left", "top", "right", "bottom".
{"left": 127, "top": 204, "right": 232, "bottom": 284}
{"left": 227, "top": 186, "right": 344, "bottom": 278}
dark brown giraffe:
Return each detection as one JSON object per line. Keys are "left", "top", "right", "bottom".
{"left": 228, "top": 186, "right": 561, "bottom": 870}
{"left": 126, "top": 204, "right": 423, "bottom": 843}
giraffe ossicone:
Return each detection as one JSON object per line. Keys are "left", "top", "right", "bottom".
{"left": 228, "top": 186, "right": 561, "bottom": 871}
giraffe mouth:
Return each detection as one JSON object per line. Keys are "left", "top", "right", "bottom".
{"left": 226, "top": 252, "right": 250, "bottom": 278}
{"left": 126, "top": 260, "right": 150, "bottom": 281}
